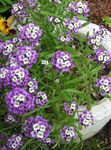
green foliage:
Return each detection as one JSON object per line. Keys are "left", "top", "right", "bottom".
{"left": 103, "top": 16, "right": 111, "bottom": 28}
{"left": 0, "top": 0, "right": 15, "bottom": 13}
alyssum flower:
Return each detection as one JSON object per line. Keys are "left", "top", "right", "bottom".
{"left": 23, "top": 116, "right": 51, "bottom": 141}
{"left": 51, "top": 50, "right": 75, "bottom": 72}
{"left": 68, "top": 1, "right": 90, "bottom": 16}
{"left": 7, "top": 134, "right": 23, "bottom": 150}
{"left": 96, "top": 76, "right": 111, "bottom": 96}
{"left": 79, "top": 110, "right": 94, "bottom": 127}
{"left": 61, "top": 126, "right": 76, "bottom": 142}
{"left": 5, "top": 88, "right": 35, "bottom": 114}
{"left": 64, "top": 101, "right": 78, "bottom": 115}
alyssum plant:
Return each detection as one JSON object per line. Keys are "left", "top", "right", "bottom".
{"left": 0, "top": 0, "right": 111, "bottom": 150}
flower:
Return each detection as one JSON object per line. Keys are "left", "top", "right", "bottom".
{"left": 0, "top": 67, "right": 10, "bottom": 88}
{"left": 9, "top": 66, "right": 29, "bottom": 87}
{"left": 96, "top": 76, "right": 111, "bottom": 96}
{"left": 5, "top": 88, "right": 35, "bottom": 114}
{"left": 68, "top": 1, "right": 90, "bottom": 17}
{"left": 64, "top": 17, "right": 82, "bottom": 34}
{"left": 4, "top": 113, "right": 18, "bottom": 123}
{"left": 1, "top": 40, "right": 15, "bottom": 56}
{"left": 7, "top": 134, "right": 23, "bottom": 150}
{"left": 60, "top": 126, "right": 76, "bottom": 142}
{"left": 23, "top": 116, "right": 51, "bottom": 141}
{"left": 64, "top": 101, "right": 78, "bottom": 115}
{"left": 1, "top": 146, "right": 7, "bottom": 150}
{"left": 79, "top": 110, "right": 94, "bottom": 127}
{"left": 27, "top": 0, "right": 38, "bottom": 7}
{"left": 49, "top": 0, "right": 61, "bottom": 4}
{"left": 11, "top": 2, "right": 27, "bottom": 18}
{"left": 35, "top": 91, "right": 48, "bottom": 107}
{"left": 18, "top": 23, "right": 42, "bottom": 45}
{"left": 94, "top": 48, "right": 111, "bottom": 68}
{"left": 88, "top": 27, "right": 107, "bottom": 50}
{"left": 16, "top": 46, "right": 38, "bottom": 68}
{"left": 51, "top": 50, "right": 75, "bottom": 72}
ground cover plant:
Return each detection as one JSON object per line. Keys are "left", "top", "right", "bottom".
{"left": 0, "top": 0, "right": 111, "bottom": 149}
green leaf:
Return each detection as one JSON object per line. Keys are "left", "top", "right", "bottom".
{"left": 5, "top": 0, "right": 12, "bottom": 4}
{"left": 0, "top": 6, "right": 9, "bottom": 13}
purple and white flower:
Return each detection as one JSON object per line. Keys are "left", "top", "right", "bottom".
{"left": 16, "top": 46, "right": 38, "bottom": 68}
{"left": 35, "top": 91, "right": 48, "bottom": 107}
{"left": 60, "top": 126, "right": 76, "bottom": 142}
{"left": 79, "top": 110, "right": 94, "bottom": 127}
{"left": 5, "top": 88, "right": 35, "bottom": 114}
{"left": 96, "top": 76, "right": 111, "bottom": 96}
{"left": 19, "top": 23, "right": 42, "bottom": 45}
{"left": 9, "top": 66, "right": 29, "bottom": 87}
{"left": 51, "top": 51, "right": 75, "bottom": 72}
{"left": 68, "top": 1, "right": 90, "bottom": 17}
{"left": 23, "top": 116, "right": 51, "bottom": 141}
{"left": 94, "top": 48, "right": 111, "bottom": 68}
{"left": 5, "top": 113, "right": 18, "bottom": 123}
{"left": 7, "top": 134, "right": 23, "bottom": 150}
{"left": 64, "top": 101, "right": 78, "bottom": 115}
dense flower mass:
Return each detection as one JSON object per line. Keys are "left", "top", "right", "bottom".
{"left": 35, "top": 91, "right": 48, "bottom": 107}
{"left": 61, "top": 126, "right": 76, "bottom": 142}
{"left": 19, "top": 23, "right": 42, "bottom": 45}
{"left": 9, "top": 66, "right": 29, "bottom": 87}
{"left": 79, "top": 110, "right": 94, "bottom": 127}
{"left": 23, "top": 116, "right": 51, "bottom": 141}
{"left": 51, "top": 51, "right": 75, "bottom": 72}
{"left": 5, "top": 88, "right": 35, "bottom": 114}
{"left": 68, "top": 1, "right": 90, "bottom": 16}
{"left": 94, "top": 48, "right": 111, "bottom": 68}
{"left": 16, "top": 46, "right": 38, "bottom": 68}
{"left": 7, "top": 134, "right": 23, "bottom": 150}
{"left": 64, "top": 17, "right": 82, "bottom": 34}
{"left": 96, "top": 76, "right": 111, "bottom": 96}
{"left": 64, "top": 101, "right": 78, "bottom": 115}
{"left": 88, "top": 27, "right": 107, "bottom": 49}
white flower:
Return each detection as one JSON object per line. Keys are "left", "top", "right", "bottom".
{"left": 29, "top": 88, "right": 35, "bottom": 93}
{"left": 68, "top": 24, "right": 74, "bottom": 30}
{"left": 60, "top": 36, "right": 65, "bottom": 42}
{"left": 70, "top": 103, "right": 76, "bottom": 110}
{"left": 65, "top": 61, "right": 71, "bottom": 67}
{"left": 70, "top": 131, "right": 75, "bottom": 137}
{"left": 26, "top": 51, "right": 31, "bottom": 57}
{"left": 16, "top": 136, "right": 22, "bottom": 142}
{"left": 23, "top": 58, "right": 29, "bottom": 64}
{"left": 37, "top": 131, "right": 44, "bottom": 139}
{"left": 40, "top": 125, "right": 46, "bottom": 132}
{"left": 54, "top": 18, "right": 61, "bottom": 23}
{"left": 78, "top": 8, "right": 83, "bottom": 14}
{"left": 103, "top": 79, "right": 109, "bottom": 85}
{"left": 28, "top": 81, "right": 33, "bottom": 87}
{"left": 33, "top": 123, "right": 40, "bottom": 131}
{"left": 12, "top": 76, "right": 18, "bottom": 82}
{"left": 98, "top": 54, "right": 104, "bottom": 61}
{"left": 14, "top": 101, "right": 20, "bottom": 108}
{"left": 65, "top": 130, "right": 70, "bottom": 136}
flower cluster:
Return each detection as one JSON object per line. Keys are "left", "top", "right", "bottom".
{"left": 48, "top": 16, "right": 61, "bottom": 24}
{"left": 9, "top": 66, "right": 29, "bottom": 87}
{"left": 19, "top": 23, "right": 42, "bottom": 46}
{"left": 5, "top": 88, "right": 35, "bottom": 114}
{"left": 23, "top": 116, "right": 51, "bottom": 141}
{"left": 61, "top": 126, "right": 76, "bottom": 142}
{"left": 64, "top": 17, "right": 82, "bottom": 34}
{"left": 4, "top": 113, "right": 18, "bottom": 123}
{"left": 7, "top": 134, "right": 23, "bottom": 150}
{"left": 79, "top": 110, "right": 94, "bottom": 127}
{"left": 68, "top": 1, "right": 90, "bottom": 16}
{"left": 64, "top": 101, "right": 78, "bottom": 115}
{"left": 88, "top": 27, "right": 108, "bottom": 50}
{"left": 58, "top": 32, "right": 73, "bottom": 43}
{"left": 35, "top": 91, "right": 48, "bottom": 107}
{"left": 51, "top": 51, "right": 75, "bottom": 72}
{"left": 94, "top": 48, "right": 111, "bottom": 68}
{"left": 96, "top": 76, "right": 111, "bottom": 96}
{"left": 16, "top": 46, "right": 38, "bottom": 68}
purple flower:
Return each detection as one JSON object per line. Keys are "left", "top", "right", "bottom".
{"left": 23, "top": 116, "right": 51, "bottom": 141}
{"left": 79, "top": 110, "right": 94, "bottom": 127}
{"left": 44, "top": 138, "right": 54, "bottom": 145}
{"left": 58, "top": 32, "right": 73, "bottom": 43}
{"left": 16, "top": 46, "right": 38, "bottom": 68}
{"left": 19, "top": 23, "right": 42, "bottom": 46}
{"left": 9, "top": 66, "right": 29, "bottom": 87}
{"left": 88, "top": 27, "right": 107, "bottom": 50}
{"left": 64, "top": 17, "right": 82, "bottom": 34}
{"left": 4, "top": 113, "right": 18, "bottom": 123}
{"left": 35, "top": 91, "right": 48, "bottom": 107}
{"left": 0, "top": 67, "right": 10, "bottom": 88}
{"left": 6, "top": 53, "right": 19, "bottom": 67}
{"left": 11, "top": 2, "right": 27, "bottom": 18}
{"left": 94, "top": 48, "right": 111, "bottom": 68}
{"left": 96, "top": 76, "right": 111, "bottom": 96}
{"left": 7, "top": 134, "right": 23, "bottom": 150}
{"left": 64, "top": 101, "right": 78, "bottom": 115}
{"left": 27, "top": 0, "right": 37, "bottom": 7}
{"left": 5, "top": 88, "right": 35, "bottom": 115}
{"left": 68, "top": 1, "right": 90, "bottom": 17}
{"left": 1, "top": 146, "right": 7, "bottom": 150}
{"left": 51, "top": 50, "right": 75, "bottom": 72}
{"left": 24, "top": 77, "right": 38, "bottom": 94}
{"left": 60, "top": 126, "right": 76, "bottom": 142}
{"left": 1, "top": 40, "right": 15, "bottom": 56}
